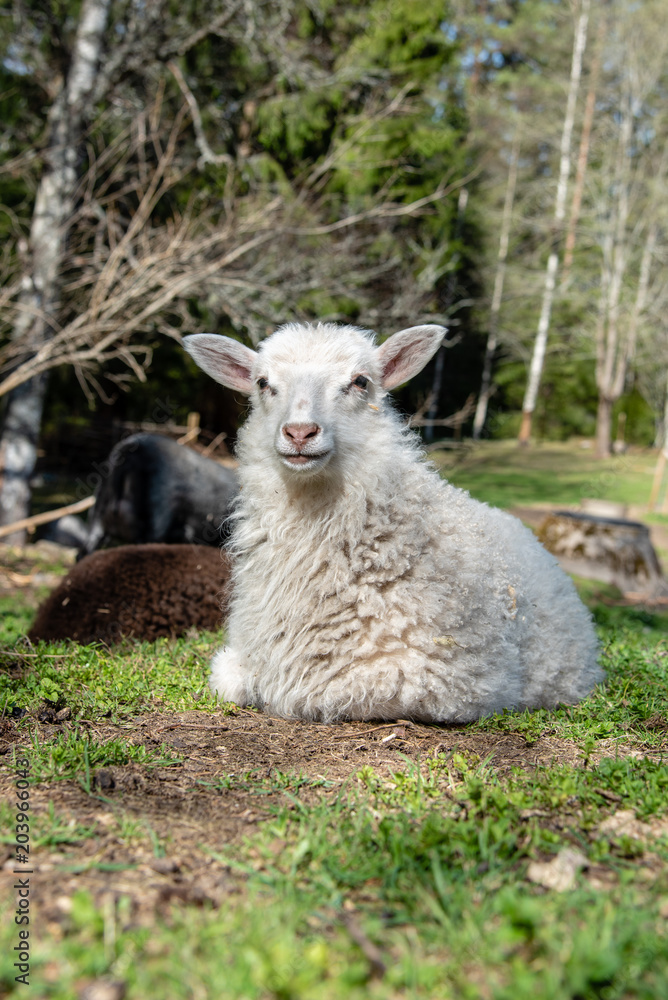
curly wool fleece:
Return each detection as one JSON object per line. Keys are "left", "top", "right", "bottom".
{"left": 184, "top": 322, "right": 602, "bottom": 723}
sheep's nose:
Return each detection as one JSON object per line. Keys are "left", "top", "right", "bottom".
{"left": 282, "top": 422, "right": 320, "bottom": 446}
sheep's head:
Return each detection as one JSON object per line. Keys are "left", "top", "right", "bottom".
{"left": 183, "top": 323, "right": 446, "bottom": 477}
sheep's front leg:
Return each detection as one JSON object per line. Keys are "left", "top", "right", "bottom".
{"left": 209, "top": 646, "right": 250, "bottom": 706}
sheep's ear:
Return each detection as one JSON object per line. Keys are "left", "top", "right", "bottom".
{"left": 183, "top": 334, "right": 257, "bottom": 394}
{"left": 377, "top": 325, "right": 447, "bottom": 390}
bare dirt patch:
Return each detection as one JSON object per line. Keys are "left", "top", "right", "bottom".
{"left": 1, "top": 709, "right": 584, "bottom": 925}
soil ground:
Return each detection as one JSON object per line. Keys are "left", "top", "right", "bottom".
{"left": 1, "top": 707, "right": 590, "bottom": 929}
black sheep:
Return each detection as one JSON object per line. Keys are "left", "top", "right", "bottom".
{"left": 80, "top": 433, "right": 238, "bottom": 558}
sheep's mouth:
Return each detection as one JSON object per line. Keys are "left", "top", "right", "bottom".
{"left": 280, "top": 451, "right": 331, "bottom": 468}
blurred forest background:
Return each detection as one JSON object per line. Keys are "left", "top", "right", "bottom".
{"left": 2, "top": 0, "right": 668, "bottom": 531}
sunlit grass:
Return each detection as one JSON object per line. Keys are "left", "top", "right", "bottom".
{"left": 432, "top": 440, "right": 658, "bottom": 511}
{"left": 3, "top": 595, "right": 666, "bottom": 998}
{"left": 0, "top": 632, "right": 225, "bottom": 720}
{"left": 3, "top": 754, "right": 668, "bottom": 999}
{"left": 12, "top": 729, "right": 182, "bottom": 784}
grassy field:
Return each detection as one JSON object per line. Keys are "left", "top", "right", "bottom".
{"left": 432, "top": 440, "right": 661, "bottom": 512}
{"left": 1, "top": 441, "right": 668, "bottom": 999}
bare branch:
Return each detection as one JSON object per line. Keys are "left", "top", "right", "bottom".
{"left": 167, "top": 61, "right": 234, "bottom": 170}
{"left": 409, "top": 394, "right": 477, "bottom": 429}
{"left": 287, "top": 168, "right": 482, "bottom": 237}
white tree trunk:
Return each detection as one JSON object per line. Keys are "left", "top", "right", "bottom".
{"left": 518, "top": 0, "right": 590, "bottom": 444}
{"left": 424, "top": 185, "right": 469, "bottom": 442}
{"left": 626, "top": 222, "right": 656, "bottom": 372}
{"left": 561, "top": 12, "right": 605, "bottom": 284}
{"left": 473, "top": 131, "right": 520, "bottom": 440}
{"left": 594, "top": 85, "right": 655, "bottom": 459}
{"left": 0, "top": 0, "right": 111, "bottom": 542}
{"left": 595, "top": 219, "right": 656, "bottom": 459}
{"left": 648, "top": 372, "right": 668, "bottom": 512}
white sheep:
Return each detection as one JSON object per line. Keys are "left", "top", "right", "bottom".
{"left": 183, "top": 322, "right": 602, "bottom": 723}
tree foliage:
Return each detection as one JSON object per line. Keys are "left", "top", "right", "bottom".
{"left": 1, "top": 0, "right": 668, "bottom": 522}
{"left": 0, "top": 0, "right": 473, "bottom": 396}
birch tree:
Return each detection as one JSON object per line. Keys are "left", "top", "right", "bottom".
{"left": 561, "top": 13, "right": 606, "bottom": 283}
{"left": 588, "top": 0, "right": 668, "bottom": 456}
{"left": 0, "top": 0, "right": 111, "bottom": 541}
{"left": 472, "top": 129, "right": 519, "bottom": 439}
{"left": 517, "top": 0, "right": 590, "bottom": 445}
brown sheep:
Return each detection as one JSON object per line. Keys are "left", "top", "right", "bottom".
{"left": 28, "top": 544, "right": 230, "bottom": 644}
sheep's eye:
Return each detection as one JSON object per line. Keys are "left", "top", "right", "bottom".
{"left": 257, "top": 377, "right": 269, "bottom": 391}
{"left": 352, "top": 375, "right": 368, "bottom": 390}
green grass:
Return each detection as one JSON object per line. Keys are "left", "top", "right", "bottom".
{"left": 0, "top": 593, "right": 45, "bottom": 644}
{"left": 12, "top": 729, "right": 182, "bottom": 783}
{"left": 0, "top": 633, "right": 226, "bottom": 720}
{"left": 0, "top": 544, "right": 80, "bottom": 641}
{"left": 432, "top": 440, "right": 658, "bottom": 511}
{"left": 3, "top": 600, "right": 667, "bottom": 999}
{"left": 11, "top": 886, "right": 665, "bottom": 999}
{"left": 199, "top": 769, "right": 335, "bottom": 794}
{"left": 0, "top": 801, "right": 98, "bottom": 850}
{"left": 3, "top": 755, "right": 668, "bottom": 998}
